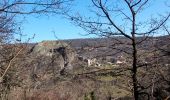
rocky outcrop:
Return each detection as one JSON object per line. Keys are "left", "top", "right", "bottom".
{"left": 32, "top": 40, "right": 75, "bottom": 70}
{"left": 20, "top": 40, "right": 76, "bottom": 89}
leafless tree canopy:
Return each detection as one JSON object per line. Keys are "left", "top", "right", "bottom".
{"left": 0, "top": 0, "right": 72, "bottom": 43}
{"left": 0, "top": 0, "right": 71, "bottom": 14}
{"left": 0, "top": 0, "right": 73, "bottom": 99}
{"left": 70, "top": 0, "right": 170, "bottom": 38}
{"left": 0, "top": 0, "right": 170, "bottom": 100}
{"left": 68, "top": 0, "right": 170, "bottom": 99}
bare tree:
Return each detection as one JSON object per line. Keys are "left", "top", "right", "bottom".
{"left": 0, "top": 0, "right": 72, "bottom": 99}
{"left": 0, "top": 0, "right": 71, "bottom": 14}
{"left": 0, "top": 0, "right": 72, "bottom": 42}
{"left": 0, "top": 0, "right": 73, "bottom": 76}
{"left": 69, "top": 0, "right": 170, "bottom": 99}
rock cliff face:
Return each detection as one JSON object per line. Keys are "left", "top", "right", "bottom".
{"left": 32, "top": 40, "right": 75, "bottom": 69}
{"left": 26, "top": 41, "right": 76, "bottom": 88}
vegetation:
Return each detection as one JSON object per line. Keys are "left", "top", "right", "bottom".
{"left": 0, "top": 0, "right": 170, "bottom": 100}
{"left": 69, "top": 0, "right": 170, "bottom": 99}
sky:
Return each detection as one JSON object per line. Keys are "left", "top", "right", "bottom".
{"left": 17, "top": 0, "right": 93, "bottom": 43}
{"left": 17, "top": 0, "right": 170, "bottom": 42}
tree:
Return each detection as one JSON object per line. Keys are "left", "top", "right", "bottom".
{"left": 69, "top": 0, "right": 170, "bottom": 99}
{"left": 0, "top": 0, "right": 72, "bottom": 42}
{"left": 0, "top": 0, "right": 71, "bottom": 14}
{"left": 0, "top": 0, "right": 72, "bottom": 99}
{"left": 0, "top": 0, "right": 72, "bottom": 77}
{"left": 153, "top": 25, "right": 170, "bottom": 100}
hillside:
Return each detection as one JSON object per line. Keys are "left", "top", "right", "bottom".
{"left": 0, "top": 36, "right": 170, "bottom": 100}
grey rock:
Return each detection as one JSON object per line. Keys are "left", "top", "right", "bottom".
{"left": 26, "top": 40, "right": 76, "bottom": 88}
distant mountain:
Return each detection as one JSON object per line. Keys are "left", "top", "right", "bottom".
{"left": 59, "top": 36, "right": 170, "bottom": 58}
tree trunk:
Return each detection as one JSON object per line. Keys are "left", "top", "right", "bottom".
{"left": 131, "top": 10, "right": 138, "bottom": 100}
{"left": 132, "top": 38, "right": 138, "bottom": 100}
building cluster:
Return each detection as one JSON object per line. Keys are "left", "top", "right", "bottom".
{"left": 77, "top": 54, "right": 127, "bottom": 67}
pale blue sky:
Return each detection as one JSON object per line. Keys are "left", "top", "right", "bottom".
{"left": 17, "top": 0, "right": 170, "bottom": 42}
